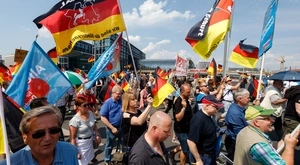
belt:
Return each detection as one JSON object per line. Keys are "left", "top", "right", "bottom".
{"left": 78, "top": 136, "right": 91, "bottom": 140}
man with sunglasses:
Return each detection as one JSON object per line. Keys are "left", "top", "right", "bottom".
{"left": 234, "top": 106, "right": 299, "bottom": 165}
{"left": 187, "top": 95, "right": 224, "bottom": 165}
{"left": 0, "top": 105, "right": 79, "bottom": 165}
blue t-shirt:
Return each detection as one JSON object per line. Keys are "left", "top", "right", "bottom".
{"left": 0, "top": 142, "right": 78, "bottom": 165}
{"left": 100, "top": 97, "right": 122, "bottom": 127}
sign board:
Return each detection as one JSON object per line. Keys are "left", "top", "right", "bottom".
{"left": 14, "top": 49, "right": 28, "bottom": 62}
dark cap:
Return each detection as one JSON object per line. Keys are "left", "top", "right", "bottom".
{"left": 202, "top": 95, "right": 224, "bottom": 108}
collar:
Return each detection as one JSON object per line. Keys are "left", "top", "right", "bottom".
{"left": 248, "top": 125, "right": 272, "bottom": 143}
{"left": 233, "top": 103, "right": 247, "bottom": 113}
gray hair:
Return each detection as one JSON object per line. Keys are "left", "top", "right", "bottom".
{"left": 233, "top": 88, "right": 250, "bottom": 101}
{"left": 112, "top": 85, "right": 123, "bottom": 93}
{"left": 19, "top": 105, "right": 62, "bottom": 134}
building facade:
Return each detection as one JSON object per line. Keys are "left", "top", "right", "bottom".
{"left": 59, "top": 34, "right": 145, "bottom": 73}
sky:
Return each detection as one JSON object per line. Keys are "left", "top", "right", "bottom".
{"left": 0, "top": 0, "right": 299, "bottom": 71}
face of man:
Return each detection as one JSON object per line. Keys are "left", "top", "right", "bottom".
{"left": 274, "top": 81, "right": 283, "bottom": 91}
{"left": 200, "top": 83, "right": 210, "bottom": 94}
{"left": 254, "top": 115, "right": 275, "bottom": 133}
{"left": 22, "top": 114, "right": 60, "bottom": 158}
{"left": 238, "top": 94, "right": 250, "bottom": 107}
{"left": 155, "top": 120, "right": 172, "bottom": 142}
{"left": 203, "top": 104, "right": 219, "bottom": 116}
{"left": 182, "top": 85, "right": 191, "bottom": 99}
{"left": 112, "top": 90, "right": 122, "bottom": 100}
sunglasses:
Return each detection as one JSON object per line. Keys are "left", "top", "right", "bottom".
{"left": 30, "top": 127, "right": 61, "bottom": 139}
{"left": 81, "top": 104, "right": 89, "bottom": 108}
{"left": 201, "top": 85, "right": 208, "bottom": 87}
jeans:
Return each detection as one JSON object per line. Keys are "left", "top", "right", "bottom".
{"left": 104, "top": 127, "right": 121, "bottom": 163}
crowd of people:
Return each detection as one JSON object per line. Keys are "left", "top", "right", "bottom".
{"left": 1, "top": 72, "right": 300, "bottom": 165}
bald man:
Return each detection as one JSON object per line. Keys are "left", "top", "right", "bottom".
{"left": 129, "top": 111, "right": 172, "bottom": 165}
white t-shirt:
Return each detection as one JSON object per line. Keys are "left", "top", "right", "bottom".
{"left": 223, "top": 85, "right": 233, "bottom": 102}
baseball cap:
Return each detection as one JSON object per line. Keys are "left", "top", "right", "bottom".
{"left": 245, "top": 106, "right": 276, "bottom": 121}
{"left": 202, "top": 95, "right": 224, "bottom": 108}
{"left": 226, "top": 77, "right": 232, "bottom": 82}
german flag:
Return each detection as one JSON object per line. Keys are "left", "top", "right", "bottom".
{"left": 0, "top": 92, "right": 26, "bottom": 154}
{"left": 33, "top": 0, "right": 126, "bottom": 55}
{"left": 121, "top": 79, "right": 130, "bottom": 92}
{"left": 88, "top": 56, "right": 95, "bottom": 63}
{"left": 119, "top": 71, "right": 126, "bottom": 78}
{"left": 9, "top": 62, "right": 22, "bottom": 77}
{"left": 152, "top": 76, "right": 175, "bottom": 108}
{"left": 230, "top": 39, "right": 258, "bottom": 68}
{"left": 207, "top": 58, "right": 217, "bottom": 80}
{"left": 217, "top": 64, "right": 223, "bottom": 72}
{"left": 111, "top": 72, "right": 118, "bottom": 79}
{"left": 47, "top": 47, "right": 58, "bottom": 64}
{"left": 0, "top": 63, "right": 12, "bottom": 81}
{"left": 185, "top": 0, "right": 234, "bottom": 60}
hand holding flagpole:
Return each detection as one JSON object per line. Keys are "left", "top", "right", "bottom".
{"left": 277, "top": 123, "right": 300, "bottom": 153}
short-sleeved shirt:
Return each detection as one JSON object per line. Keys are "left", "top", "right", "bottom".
{"left": 223, "top": 85, "right": 233, "bottom": 102}
{"left": 285, "top": 94, "right": 300, "bottom": 121}
{"left": 69, "top": 111, "right": 95, "bottom": 138}
{"left": 129, "top": 135, "right": 169, "bottom": 165}
{"left": 100, "top": 97, "right": 122, "bottom": 127}
{"left": 173, "top": 97, "right": 193, "bottom": 133}
{"left": 188, "top": 110, "right": 217, "bottom": 153}
{"left": 0, "top": 142, "right": 79, "bottom": 165}
{"left": 122, "top": 110, "right": 147, "bottom": 147}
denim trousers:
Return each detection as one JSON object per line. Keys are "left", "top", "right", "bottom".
{"left": 104, "top": 127, "right": 121, "bottom": 163}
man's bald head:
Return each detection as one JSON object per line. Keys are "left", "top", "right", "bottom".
{"left": 148, "top": 111, "right": 171, "bottom": 128}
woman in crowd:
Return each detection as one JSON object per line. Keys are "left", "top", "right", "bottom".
{"left": 69, "top": 97, "right": 101, "bottom": 165}
{"left": 122, "top": 91, "right": 153, "bottom": 149}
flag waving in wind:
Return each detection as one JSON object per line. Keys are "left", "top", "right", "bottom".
{"left": 33, "top": 0, "right": 126, "bottom": 55}
{"left": 5, "top": 41, "right": 72, "bottom": 110}
{"left": 85, "top": 33, "right": 122, "bottom": 89}
{"left": 230, "top": 39, "right": 259, "bottom": 68}
{"left": 185, "top": 0, "right": 234, "bottom": 60}
{"left": 207, "top": 58, "right": 217, "bottom": 80}
{"left": 152, "top": 76, "right": 175, "bottom": 108}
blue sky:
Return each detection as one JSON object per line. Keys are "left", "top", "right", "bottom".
{"left": 0, "top": 0, "right": 299, "bottom": 71}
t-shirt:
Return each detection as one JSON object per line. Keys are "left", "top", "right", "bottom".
{"left": 100, "top": 97, "right": 122, "bottom": 127}
{"left": 188, "top": 110, "right": 217, "bottom": 153}
{"left": 122, "top": 111, "right": 147, "bottom": 147}
{"left": 69, "top": 111, "right": 95, "bottom": 138}
{"left": 173, "top": 97, "right": 193, "bottom": 133}
{"left": 223, "top": 85, "right": 233, "bottom": 102}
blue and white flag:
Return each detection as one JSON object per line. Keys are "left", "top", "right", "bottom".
{"left": 5, "top": 41, "right": 72, "bottom": 111}
{"left": 85, "top": 33, "right": 122, "bottom": 89}
{"left": 258, "top": 0, "right": 278, "bottom": 57}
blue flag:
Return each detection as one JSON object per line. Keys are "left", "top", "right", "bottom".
{"left": 5, "top": 41, "right": 72, "bottom": 110}
{"left": 258, "top": 0, "right": 278, "bottom": 57}
{"left": 85, "top": 33, "right": 122, "bottom": 89}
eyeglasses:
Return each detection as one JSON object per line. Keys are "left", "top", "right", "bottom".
{"left": 30, "top": 127, "right": 61, "bottom": 139}
{"left": 201, "top": 85, "right": 208, "bottom": 87}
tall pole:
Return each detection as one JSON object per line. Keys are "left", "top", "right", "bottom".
{"left": 222, "top": 1, "right": 235, "bottom": 78}
{"left": 117, "top": 0, "right": 139, "bottom": 83}
{"left": 256, "top": 54, "right": 265, "bottom": 99}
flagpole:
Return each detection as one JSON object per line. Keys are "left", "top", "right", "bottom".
{"left": 0, "top": 91, "right": 11, "bottom": 165}
{"left": 222, "top": 2, "right": 235, "bottom": 78}
{"left": 256, "top": 54, "right": 265, "bottom": 99}
{"left": 117, "top": 0, "right": 139, "bottom": 85}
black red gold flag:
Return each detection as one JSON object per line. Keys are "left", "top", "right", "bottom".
{"left": 33, "top": 0, "right": 126, "bottom": 55}
{"left": 230, "top": 39, "right": 258, "bottom": 68}
{"left": 185, "top": 0, "right": 234, "bottom": 60}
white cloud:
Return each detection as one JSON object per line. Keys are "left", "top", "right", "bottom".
{"left": 142, "top": 39, "right": 171, "bottom": 53}
{"left": 148, "top": 49, "right": 194, "bottom": 60}
{"left": 38, "top": 26, "right": 52, "bottom": 38}
{"left": 126, "top": 35, "right": 141, "bottom": 43}
{"left": 123, "top": 0, "right": 195, "bottom": 27}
